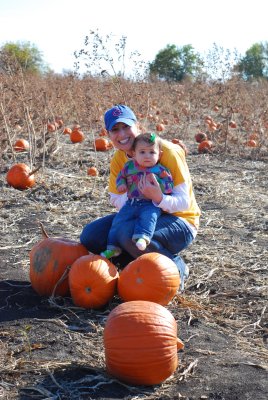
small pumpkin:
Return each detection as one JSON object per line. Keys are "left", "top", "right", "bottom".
{"left": 63, "top": 127, "right": 72, "bottom": 135}
{"left": 29, "top": 223, "right": 89, "bottom": 297}
{"left": 172, "top": 139, "right": 188, "bottom": 156}
{"left": 99, "top": 127, "right": 108, "bottom": 136}
{"left": 94, "top": 137, "right": 110, "bottom": 151}
{"left": 87, "top": 166, "right": 99, "bottom": 176}
{"left": 198, "top": 139, "right": 213, "bottom": 154}
{"left": 104, "top": 300, "right": 184, "bottom": 385}
{"left": 117, "top": 252, "right": 180, "bottom": 305}
{"left": 156, "top": 123, "right": 165, "bottom": 132}
{"left": 70, "top": 129, "right": 85, "bottom": 143}
{"left": 55, "top": 117, "right": 64, "bottom": 128}
{"left": 229, "top": 120, "right": 237, "bottom": 129}
{"left": 13, "top": 138, "right": 30, "bottom": 152}
{"left": 72, "top": 124, "right": 81, "bottom": 132}
{"left": 195, "top": 132, "right": 208, "bottom": 143}
{"left": 246, "top": 139, "right": 258, "bottom": 148}
{"left": 47, "top": 123, "right": 56, "bottom": 132}
{"left": 69, "top": 254, "right": 119, "bottom": 309}
{"left": 6, "top": 163, "right": 36, "bottom": 190}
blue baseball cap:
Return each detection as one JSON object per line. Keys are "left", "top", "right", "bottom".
{"left": 104, "top": 105, "right": 137, "bottom": 131}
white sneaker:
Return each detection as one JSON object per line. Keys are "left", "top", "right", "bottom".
{"left": 180, "top": 264, "right": 189, "bottom": 292}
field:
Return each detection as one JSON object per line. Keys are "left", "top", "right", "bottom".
{"left": 0, "top": 74, "right": 268, "bottom": 399}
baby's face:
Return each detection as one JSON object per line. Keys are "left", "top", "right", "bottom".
{"left": 133, "top": 141, "right": 160, "bottom": 168}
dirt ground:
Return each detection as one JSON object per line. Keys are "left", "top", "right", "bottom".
{"left": 0, "top": 134, "right": 267, "bottom": 400}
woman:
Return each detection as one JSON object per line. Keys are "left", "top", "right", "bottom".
{"left": 80, "top": 104, "right": 201, "bottom": 290}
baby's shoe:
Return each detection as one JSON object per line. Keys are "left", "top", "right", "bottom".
{"left": 136, "top": 238, "right": 147, "bottom": 251}
{"left": 100, "top": 249, "right": 121, "bottom": 259}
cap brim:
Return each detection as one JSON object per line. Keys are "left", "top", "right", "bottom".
{"left": 108, "top": 118, "right": 136, "bottom": 131}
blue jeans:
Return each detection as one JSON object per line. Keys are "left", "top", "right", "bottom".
{"left": 80, "top": 211, "right": 194, "bottom": 290}
{"left": 107, "top": 199, "right": 161, "bottom": 250}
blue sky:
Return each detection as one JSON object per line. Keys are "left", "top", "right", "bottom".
{"left": 0, "top": 0, "right": 267, "bottom": 74}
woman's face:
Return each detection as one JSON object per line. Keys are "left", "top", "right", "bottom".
{"left": 108, "top": 122, "right": 139, "bottom": 152}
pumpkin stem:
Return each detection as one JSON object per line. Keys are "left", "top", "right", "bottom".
{"left": 50, "top": 265, "right": 71, "bottom": 299}
{"left": 38, "top": 220, "right": 49, "bottom": 239}
{"left": 177, "top": 338, "right": 184, "bottom": 350}
{"left": 29, "top": 165, "right": 42, "bottom": 176}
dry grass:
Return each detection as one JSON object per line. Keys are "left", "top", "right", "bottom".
{"left": 0, "top": 73, "right": 267, "bottom": 399}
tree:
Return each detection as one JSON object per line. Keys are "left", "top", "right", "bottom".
{"left": 0, "top": 41, "right": 48, "bottom": 74}
{"left": 149, "top": 44, "right": 203, "bottom": 81}
{"left": 234, "top": 42, "right": 268, "bottom": 80}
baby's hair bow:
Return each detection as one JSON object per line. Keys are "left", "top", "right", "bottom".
{"left": 149, "top": 133, "right": 156, "bottom": 143}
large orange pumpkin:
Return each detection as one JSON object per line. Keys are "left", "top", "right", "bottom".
{"left": 30, "top": 225, "right": 88, "bottom": 297}
{"left": 6, "top": 163, "right": 36, "bottom": 190}
{"left": 68, "top": 255, "right": 119, "bottom": 309}
{"left": 117, "top": 252, "right": 180, "bottom": 305}
{"left": 104, "top": 300, "right": 184, "bottom": 385}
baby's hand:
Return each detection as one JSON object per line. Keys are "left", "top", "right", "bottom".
{"left": 117, "top": 184, "right": 127, "bottom": 193}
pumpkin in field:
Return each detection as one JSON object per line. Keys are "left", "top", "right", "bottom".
{"left": 94, "top": 137, "right": 111, "bottom": 151}
{"left": 6, "top": 163, "right": 36, "bottom": 190}
{"left": 63, "top": 127, "right": 72, "bottom": 135}
{"left": 70, "top": 129, "right": 85, "bottom": 143}
{"left": 55, "top": 117, "right": 64, "bottom": 128}
{"left": 246, "top": 139, "right": 258, "bottom": 148}
{"left": 172, "top": 139, "right": 188, "bottom": 156}
{"left": 47, "top": 123, "right": 56, "bottom": 133}
{"left": 195, "top": 132, "right": 207, "bottom": 143}
{"left": 99, "top": 127, "right": 108, "bottom": 136}
{"left": 13, "top": 138, "right": 30, "bottom": 152}
{"left": 198, "top": 139, "right": 213, "bottom": 153}
{"left": 104, "top": 300, "right": 184, "bottom": 385}
{"left": 29, "top": 223, "right": 88, "bottom": 297}
{"left": 87, "top": 166, "right": 99, "bottom": 176}
{"left": 229, "top": 120, "right": 237, "bottom": 129}
{"left": 117, "top": 252, "right": 180, "bottom": 305}
{"left": 68, "top": 255, "right": 119, "bottom": 309}
{"left": 156, "top": 123, "right": 165, "bottom": 132}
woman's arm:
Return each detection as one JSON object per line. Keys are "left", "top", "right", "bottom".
{"left": 109, "top": 192, "right": 128, "bottom": 210}
{"left": 154, "top": 182, "right": 190, "bottom": 213}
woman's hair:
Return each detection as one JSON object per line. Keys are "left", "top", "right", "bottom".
{"left": 132, "top": 132, "right": 162, "bottom": 151}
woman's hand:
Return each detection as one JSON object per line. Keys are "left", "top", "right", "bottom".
{"left": 138, "top": 173, "right": 163, "bottom": 204}
{"left": 117, "top": 184, "right": 127, "bottom": 193}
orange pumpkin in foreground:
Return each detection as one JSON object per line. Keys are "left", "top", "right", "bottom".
{"left": 117, "top": 252, "right": 180, "bottom": 305}
{"left": 69, "top": 255, "right": 119, "bottom": 309}
{"left": 6, "top": 163, "right": 36, "bottom": 190}
{"left": 30, "top": 226, "right": 88, "bottom": 297}
{"left": 104, "top": 300, "right": 184, "bottom": 385}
